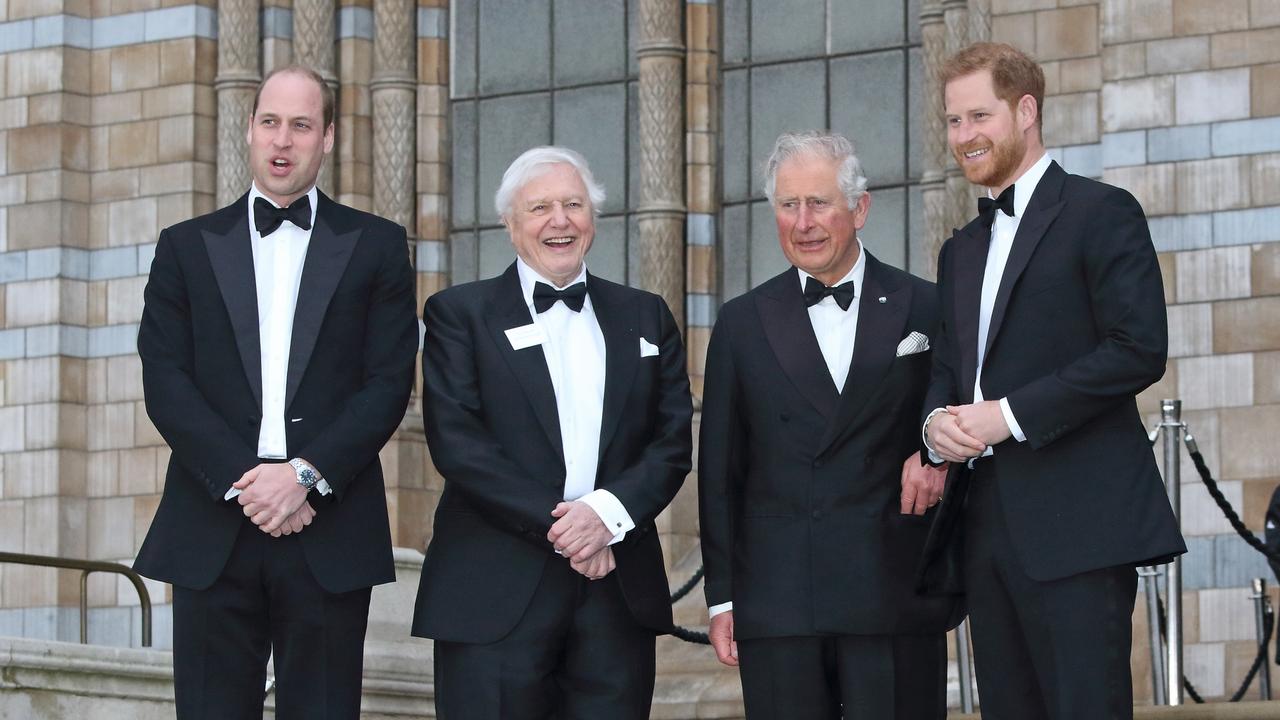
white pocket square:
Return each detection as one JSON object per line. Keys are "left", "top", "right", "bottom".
{"left": 896, "top": 331, "right": 930, "bottom": 357}
{"left": 639, "top": 337, "right": 659, "bottom": 357}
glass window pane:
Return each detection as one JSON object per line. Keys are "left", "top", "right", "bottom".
{"left": 477, "top": 93, "right": 553, "bottom": 225}
{"left": 861, "top": 186, "right": 905, "bottom": 270}
{"left": 452, "top": 0, "right": 478, "bottom": 99}
{"left": 554, "top": 84, "right": 628, "bottom": 216}
{"left": 479, "top": 0, "right": 551, "bottom": 94}
{"left": 750, "top": 60, "right": 827, "bottom": 198}
{"left": 478, "top": 227, "right": 513, "bottom": 280}
{"left": 554, "top": 0, "right": 627, "bottom": 85}
{"left": 830, "top": 50, "right": 906, "bottom": 186}
{"left": 451, "top": 100, "right": 477, "bottom": 227}
{"left": 450, "top": 229, "right": 479, "bottom": 285}
{"left": 829, "top": 0, "right": 904, "bottom": 53}
{"left": 750, "top": 0, "right": 824, "bottom": 63}
{"left": 722, "top": 0, "right": 749, "bottom": 66}
{"left": 721, "top": 203, "right": 750, "bottom": 301}
{"left": 589, "top": 215, "right": 627, "bottom": 284}
{"left": 722, "top": 69, "right": 750, "bottom": 204}
{"left": 750, "top": 200, "right": 787, "bottom": 289}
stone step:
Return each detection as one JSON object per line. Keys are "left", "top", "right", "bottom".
{"left": 952, "top": 701, "right": 1280, "bottom": 719}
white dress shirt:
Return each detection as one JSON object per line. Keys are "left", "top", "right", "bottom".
{"left": 708, "top": 242, "right": 866, "bottom": 619}
{"left": 924, "top": 154, "right": 1051, "bottom": 463}
{"left": 516, "top": 258, "right": 634, "bottom": 543}
{"left": 225, "top": 184, "right": 331, "bottom": 499}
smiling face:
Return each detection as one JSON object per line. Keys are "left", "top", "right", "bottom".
{"left": 246, "top": 71, "right": 334, "bottom": 207}
{"left": 505, "top": 163, "right": 595, "bottom": 287}
{"left": 771, "top": 154, "right": 868, "bottom": 286}
{"left": 944, "top": 69, "right": 1037, "bottom": 193}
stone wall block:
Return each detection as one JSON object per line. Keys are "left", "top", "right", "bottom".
{"left": 1253, "top": 62, "right": 1280, "bottom": 117}
{"left": 109, "top": 44, "right": 160, "bottom": 93}
{"left": 1255, "top": 351, "right": 1280, "bottom": 404}
{"left": 1102, "top": 76, "right": 1174, "bottom": 130}
{"left": 1058, "top": 57, "right": 1103, "bottom": 93}
{"left": 991, "top": 12, "right": 1036, "bottom": 49}
{"left": 1167, "top": 302, "right": 1213, "bottom": 357}
{"left": 107, "top": 120, "right": 158, "bottom": 170}
{"left": 1102, "top": 162, "right": 1176, "bottom": 215}
{"left": 1103, "top": 42, "right": 1147, "bottom": 80}
{"left": 106, "top": 197, "right": 157, "bottom": 248}
{"left": 1213, "top": 296, "right": 1280, "bottom": 353}
{"left": 1173, "top": 0, "right": 1250, "bottom": 34}
{"left": 86, "top": 450, "right": 120, "bottom": 497}
{"left": 1103, "top": 0, "right": 1174, "bottom": 44}
{"left": 1175, "top": 156, "right": 1251, "bottom": 213}
{"left": 1175, "top": 68, "right": 1251, "bottom": 125}
{"left": 1198, "top": 587, "right": 1259, "bottom": 641}
{"left": 1035, "top": 5, "right": 1099, "bottom": 60}
{"left": 87, "top": 496, "right": 135, "bottom": 561}
{"left": 1254, "top": 0, "right": 1280, "bottom": 27}
{"left": 7, "top": 49, "right": 63, "bottom": 97}
{"left": 1211, "top": 27, "right": 1280, "bottom": 67}
{"left": 1220, "top": 404, "right": 1280, "bottom": 479}
{"left": 1175, "top": 353, "right": 1253, "bottom": 409}
{"left": 1043, "top": 91, "right": 1099, "bottom": 146}
{"left": 1253, "top": 243, "right": 1280, "bottom": 295}
{"left": 1146, "top": 35, "right": 1210, "bottom": 74}
{"left": 118, "top": 447, "right": 157, "bottom": 496}
{"left": 1175, "top": 245, "right": 1251, "bottom": 302}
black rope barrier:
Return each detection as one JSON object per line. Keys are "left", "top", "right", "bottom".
{"left": 668, "top": 567, "right": 710, "bottom": 645}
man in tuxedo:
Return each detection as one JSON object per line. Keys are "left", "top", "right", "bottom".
{"left": 697, "top": 131, "right": 960, "bottom": 719}
{"left": 411, "top": 146, "right": 692, "bottom": 719}
{"left": 134, "top": 65, "right": 419, "bottom": 719}
{"left": 921, "top": 42, "right": 1186, "bottom": 719}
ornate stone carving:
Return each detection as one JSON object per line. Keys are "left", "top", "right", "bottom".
{"left": 293, "top": 0, "right": 338, "bottom": 194}
{"left": 968, "top": 0, "right": 991, "bottom": 43}
{"left": 636, "top": 0, "right": 686, "bottom": 329}
{"left": 372, "top": 0, "right": 416, "bottom": 230}
{"left": 215, "top": 0, "right": 261, "bottom": 207}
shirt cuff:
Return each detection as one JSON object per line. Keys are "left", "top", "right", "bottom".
{"left": 578, "top": 489, "right": 634, "bottom": 545}
{"left": 999, "top": 397, "right": 1026, "bottom": 442}
{"left": 922, "top": 407, "right": 948, "bottom": 464}
{"left": 709, "top": 601, "right": 733, "bottom": 618}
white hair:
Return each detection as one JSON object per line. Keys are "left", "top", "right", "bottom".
{"left": 763, "top": 131, "right": 869, "bottom": 210}
{"left": 493, "top": 146, "right": 607, "bottom": 220}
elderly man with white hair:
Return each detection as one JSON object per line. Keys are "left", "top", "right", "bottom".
{"left": 698, "top": 131, "right": 961, "bottom": 719}
{"left": 411, "top": 146, "right": 693, "bottom": 720}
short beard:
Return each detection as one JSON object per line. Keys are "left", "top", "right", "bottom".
{"left": 954, "top": 131, "right": 1027, "bottom": 189}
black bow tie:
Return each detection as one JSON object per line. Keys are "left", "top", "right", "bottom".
{"left": 978, "top": 185, "right": 1015, "bottom": 229}
{"left": 533, "top": 281, "right": 587, "bottom": 313}
{"left": 802, "top": 276, "right": 856, "bottom": 311}
{"left": 254, "top": 195, "right": 313, "bottom": 236}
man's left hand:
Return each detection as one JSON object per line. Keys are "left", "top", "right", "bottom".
{"left": 569, "top": 546, "right": 616, "bottom": 580}
{"left": 946, "top": 400, "right": 1012, "bottom": 446}
{"left": 548, "top": 501, "right": 614, "bottom": 563}
{"left": 234, "top": 463, "right": 310, "bottom": 534}
{"left": 900, "top": 451, "right": 948, "bottom": 515}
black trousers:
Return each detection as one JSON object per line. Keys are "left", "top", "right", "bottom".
{"left": 172, "top": 519, "right": 372, "bottom": 720}
{"left": 965, "top": 459, "right": 1138, "bottom": 720}
{"left": 736, "top": 632, "right": 946, "bottom": 719}
{"left": 433, "top": 557, "right": 657, "bottom": 720}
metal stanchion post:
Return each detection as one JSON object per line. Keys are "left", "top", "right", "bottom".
{"left": 1161, "top": 399, "right": 1184, "bottom": 705}
{"left": 1139, "top": 566, "right": 1167, "bottom": 705}
{"left": 956, "top": 619, "right": 975, "bottom": 713}
{"left": 1252, "top": 578, "right": 1272, "bottom": 701}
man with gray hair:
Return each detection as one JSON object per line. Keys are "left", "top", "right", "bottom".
{"left": 411, "top": 146, "right": 692, "bottom": 719}
{"left": 698, "top": 131, "right": 961, "bottom": 718}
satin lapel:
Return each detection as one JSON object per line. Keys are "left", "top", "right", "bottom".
{"left": 951, "top": 223, "right": 988, "bottom": 401}
{"left": 484, "top": 264, "right": 563, "bottom": 459}
{"left": 202, "top": 196, "right": 262, "bottom": 406}
{"left": 756, "top": 271, "right": 840, "bottom": 420}
{"left": 983, "top": 162, "right": 1067, "bottom": 360}
{"left": 590, "top": 275, "right": 639, "bottom": 461}
{"left": 816, "top": 255, "right": 909, "bottom": 455}
{"left": 284, "top": 199, "right": 360, "bottom": 410}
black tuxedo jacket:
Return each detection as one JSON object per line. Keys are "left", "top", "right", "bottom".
{"left": 699, "top": 254, "right": 962, "bottom": 640}
{"left": 919, "top": 161, "right": 1185, "bottom": 592}
{"left": 134, "top": 191, "right": 419, "bottom": 594}
{"left": 411, "top": 263, "right": 693, "bottom": 644}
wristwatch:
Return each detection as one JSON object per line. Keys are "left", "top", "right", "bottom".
{"left": 289, "top": 458, "right": 319, "bottom": 490}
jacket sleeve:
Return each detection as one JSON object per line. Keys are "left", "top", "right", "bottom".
{"left": 420, "top": 291, "right": 567, "bottom": 539}
{"left": 1004, "top": 187, "right": 1168, "bottom": 449}
{"left": 921, "top": 238, "right": 962, "bottom": 458}
{"left": 698, "top": 311, "right": 746, "bottom": 608}
{"left": 138, "top": 229, "right": 261, "bottom": 501}
{"left": 295, "top": 226, "right": 420, "bottom": 498}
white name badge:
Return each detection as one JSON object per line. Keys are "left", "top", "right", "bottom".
{"left": 505, "top": 323, "right": 546, "bottom": 350}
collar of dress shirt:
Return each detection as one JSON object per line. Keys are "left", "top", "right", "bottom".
{"left": 248, "top": 182, "right": 319, "bottom": 236}
{"left": 987, "top": 152, "right": 1051, "bottom": 219}
{"left": 795, "top": 237, "right": 866, "bottom": 301}
{"left": 516, "top": 256, "right": 590, "bottom": 310}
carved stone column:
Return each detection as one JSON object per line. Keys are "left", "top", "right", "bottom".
{"left": 942, "top": 0, "right": 977, "bottom": 239}
{"left": 920, "top": 0, "right": 948, "bottom": 279}
{"left": 371, "top": 0, "right": 416, "bottom": 230}
{"left": 293, "top": 0, "right": 339, "bottom": 194}
{"left": 215, "top": 0, "right": 261, "bottom": 206}
{"left": 637, "top": 0, "right": 686, "bottom": 331}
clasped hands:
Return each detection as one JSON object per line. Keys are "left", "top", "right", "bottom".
{"left": 233, "top": 463, "right": 316, "bottom": 538}
{"left": 547, "top": 501, "right": 616, "bottom": 581}
{"left": 926, "top": 400, "right": 1012, "bottom": 463}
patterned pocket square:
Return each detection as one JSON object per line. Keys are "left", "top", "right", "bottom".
{"left": 896, "top": 331, "right": 930, "bottom": 357}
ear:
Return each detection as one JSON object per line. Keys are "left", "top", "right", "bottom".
{"left": 853, "top": 192, "right": 872, "bottom": 228}
{"left": 322, "top": 122, "right": 335, "bottom": 154}
{"left": 1016, "top": 93, "right": 1038, "bottom": 133}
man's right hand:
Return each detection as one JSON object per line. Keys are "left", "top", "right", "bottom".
{"left": 270, "top": 501, "right": 315, "bottom": 538}
{"left": 926, "top": 410, "right": 987, "bottom": 463}
{"left": 709, "top": 611, "right": 738, "bottom": 667}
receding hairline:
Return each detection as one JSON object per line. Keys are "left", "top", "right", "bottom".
{"left": 251, "top": 65, "right": 335, "bottom": 129}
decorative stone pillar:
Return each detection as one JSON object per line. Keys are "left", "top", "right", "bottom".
{"left": 920, "top": 0, "right": 948, "bottom": 279}
{"left": 293, "top": 0, "right": 339, "bottom": 194}
{"left": 215, "top": 0, "right": 261, "bottom": 207}
{"left": 371, "top": 0, "right": 416, "bottom": 231}
{"left": 637, "top": 0, "right": 686, "bottom": 332}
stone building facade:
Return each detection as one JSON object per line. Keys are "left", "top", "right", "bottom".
{"left": 0, "top": 0, "right": 1277, "bottom": 709}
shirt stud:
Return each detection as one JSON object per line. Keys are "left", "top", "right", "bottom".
{"left": 878, "top": 296, "right": 887, "bottom": 304}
